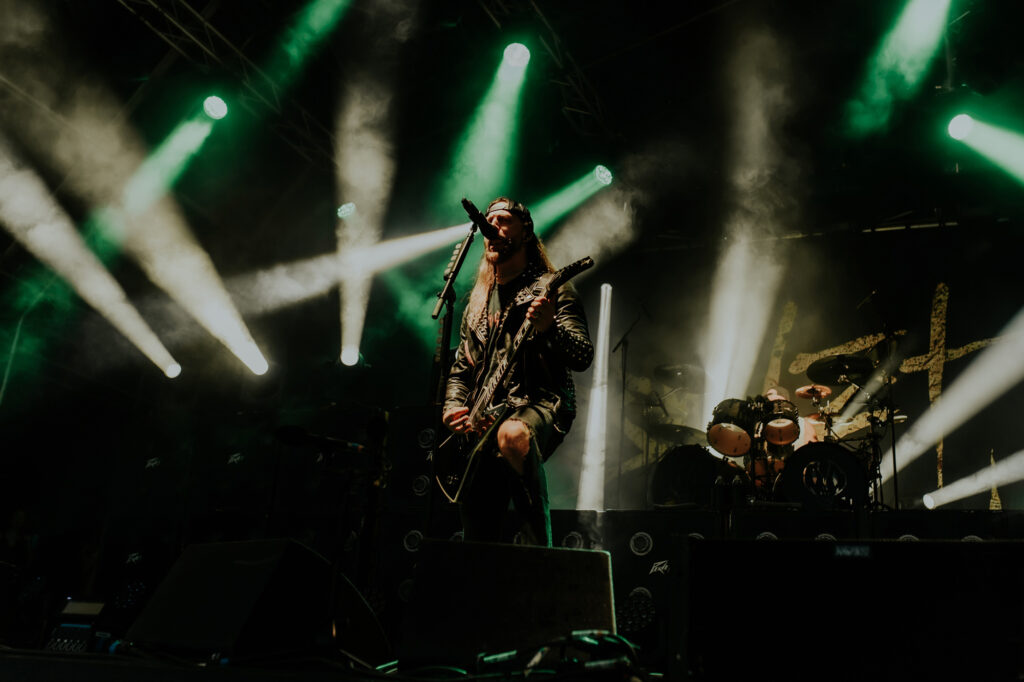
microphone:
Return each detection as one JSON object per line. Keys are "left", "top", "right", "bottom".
{"left": 461, "top": 198, "right": 501, "bottom": 241}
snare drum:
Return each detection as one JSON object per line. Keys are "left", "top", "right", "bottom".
{"left": 707, "top": 398, "right": 761, "bottom": 457}
{"left": 762, "top": 399, "right": 800, "bottom": 446}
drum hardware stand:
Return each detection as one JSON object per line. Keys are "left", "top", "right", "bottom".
{"left": 863, "top": 412, "right": 888, "bottom": 509}
{"left": 807, "top": 391, "right": 839, "bottom": 442}
{"left": 612, "top": 307, "right": 647, "bottom": 509}
{"left": 846, "top": 370, "right": 899, "bottom": 509}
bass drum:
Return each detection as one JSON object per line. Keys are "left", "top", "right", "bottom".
{"left": 773, "top": 442, "right": 868, "bottom": 510}
{"left": 649, "top": 444, "right": 750, "bottom": 509}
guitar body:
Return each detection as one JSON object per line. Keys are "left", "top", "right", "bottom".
{"left": 433, "top": 256, "right": 594, "bottom": 504}
{"left": 433, "top": 403, "right": 509, "bottom": 503}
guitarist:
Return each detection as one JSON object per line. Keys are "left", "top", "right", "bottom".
{"left": 441, "top": 197, "right": 593, "bottom": 546}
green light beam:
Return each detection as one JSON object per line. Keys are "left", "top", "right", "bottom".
{"left": 531, "top": 166, "right": 611, "bottom": 233}
{"left": 845, "top": 0, "right": 952, "bottom": 137}
{"left": 264, "top": 0, "right": 353, "bottom": 93}
{"left": 437, "top": 45, "right": 531, "bottom": 218}
{"left": 122, "top": 114, "right": 213, "bottom": 216}
{"left": 951, "top": 115, "right": 1024, "bottom": 185}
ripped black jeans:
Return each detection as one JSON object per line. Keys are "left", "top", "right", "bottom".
{"left": 458, "top": 404, "right": 564, "bottom": 547}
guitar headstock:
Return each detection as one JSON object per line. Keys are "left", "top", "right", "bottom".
{"left": 554, "top": 256, "right": 595, "bottom": 287}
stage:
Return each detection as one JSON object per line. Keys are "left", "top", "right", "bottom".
{"left": 3, "top": 508, "right": 1024, "bottom": 680}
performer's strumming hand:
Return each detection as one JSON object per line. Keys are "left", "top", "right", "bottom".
{"left": 443, "top": 406, "right": 495, "bottom": 434}
{"left": 443, "top": 406, "right": 471, "bottom": 433}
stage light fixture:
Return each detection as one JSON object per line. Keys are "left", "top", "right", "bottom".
{"left": 337, "top": 202, "right": 356, "bottom": 219}
{"left": 577, "top": 283, "right": 612, "bottom": 510}
{"left": 947, "top": 114, "right": 1024, "bottom": 186}
{"left": 948, "top": 114, "right": 974, "bottom": 140}
{"left": 593, "top": 165, "right": 613, "bottom": 186}
{"left": 340, "top": 345, "right": 360, "bottom": 366}
{"left": 203, "top": 96, "right": 228, "bottom": 120}
{"left": 503, "top": 43, "right": 530, "bottom": 68}
{"left": 164, "top": 363, "right": 182, "bottom": 379}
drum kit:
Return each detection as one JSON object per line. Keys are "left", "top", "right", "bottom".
{"left": 644, "top": 354, "right": 892, "bottom": 511}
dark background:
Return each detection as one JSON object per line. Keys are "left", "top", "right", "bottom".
{"left": 1, "top": 0, "right": 1023, "bottom": 642}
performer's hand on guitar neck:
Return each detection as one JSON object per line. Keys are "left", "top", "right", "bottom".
{"left": 527, "top": 296, "right": 555, "bottom": 333}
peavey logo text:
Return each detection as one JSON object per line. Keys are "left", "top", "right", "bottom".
{"left": 649, "top": 560, "right": 670, "bottom": 575}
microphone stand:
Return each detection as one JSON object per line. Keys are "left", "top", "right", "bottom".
{"left": 431, "top": 226, "right": 477, "bottom": 399}
{"left": 426, "top": 223, "right": 478, "bottom": 528}
{"left": 612, "top": 309, "right": 646, "bottom": 509}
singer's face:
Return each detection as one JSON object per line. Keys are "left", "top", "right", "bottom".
{"left": 484, "top": 209, "right": 526, "bottom": 264}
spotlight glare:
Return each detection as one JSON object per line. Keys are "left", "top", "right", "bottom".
{"left": 922, "top": 494, "right": 935, "bottom": 509}
{"left": 203, "top": 96, "right": 228, "bottom": 120}
{"left": 0, "top": 144, "right": 180, "bottom": 377}
{"left": 948, "top": 114, "right": 974, "bottom": 140}
{"left": 243, "top": 350, "right": 269, "bottom": 376}
{"left": 164, "top": 363, "right": 182, "bottom": 379}
{"left": 336, "top": 202, "right": 356, "bottom": 219}
{"left": 577, "top": 283, "right": 612, "bottom": 510}
{"left": 594, "top": 165, "right": 613, "bottom": 186}
{"left": 883, "top": 303, "right": 1024, "bottom": 483}
{"left": 921, "top": 448, "right": 1024, "bottom": 509}
{"left": 503, "top": 43, "right": 530, "bottom": 68}
{"left": 341, "top": 346, "right": 360, "bottom": 366}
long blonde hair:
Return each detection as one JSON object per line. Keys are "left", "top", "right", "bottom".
{"left": 464, "top": 237, "right": 554, "bottom": 329}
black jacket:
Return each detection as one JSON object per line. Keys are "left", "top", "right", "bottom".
{"left": 444, "top": 261, "right": 594, "bottom": 436}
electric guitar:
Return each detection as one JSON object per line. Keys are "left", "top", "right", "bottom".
{"left": 434, "top": 256, "right": 594, "bottom": 503}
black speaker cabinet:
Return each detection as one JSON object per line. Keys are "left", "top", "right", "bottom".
{"left": 729, "top": 507, "right": 858, "bottom": 540}
{"left": 868, "top": 509, "right": 1019, "bottom": 540}
{"left": 688, "top": 539, "right": 1024, "bottom": 681}
{"left": 552, "top": 509, "right": 718, "bottom": 678}
{"left": 126, "top": 539, "right": 388, "bottom": 665}
{"left": 397, "top": 539, "right": 615, "bottom": 669}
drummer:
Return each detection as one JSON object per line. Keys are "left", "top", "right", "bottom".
{"left": 764, "top": 385, "right": 819, "bottom": 451}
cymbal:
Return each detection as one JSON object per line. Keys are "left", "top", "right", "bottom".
{"left": 806, "top": 354, "right": 873, "bottom": 386}
{"left": 627, "top": 388, "right": 667, "bottom": 409}
{"left": 795, "top": 384, "right": 832, "bottom": 401}
{"left": 646, "top": 423, "right": 707, "bottom": 445}
{"left": 653, "top": 363, "right": 705, "bottom": 389}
